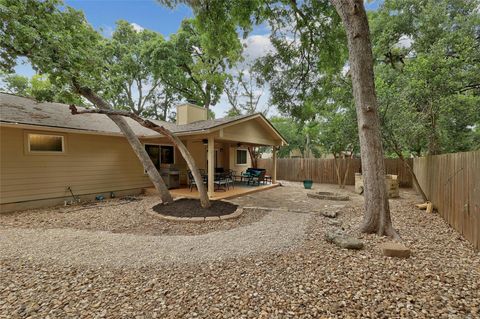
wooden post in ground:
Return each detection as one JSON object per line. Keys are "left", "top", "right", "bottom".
{"left": 272, "top": 146, "right": 277, "bottom": 184}
{"left": 208, "top": 136, "right": 215, "bottom": 196}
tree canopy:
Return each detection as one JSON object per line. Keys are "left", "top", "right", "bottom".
{"left": 0, "top": 0, "right": 241, "bottom": 119}
{"left": 147, "top": 18, "right": 241, "bottom": 115}
{"left": 371, "top": 0, "right": 480, "bottom": 155}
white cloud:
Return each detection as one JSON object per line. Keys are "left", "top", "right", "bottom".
{"left": 212, "top": 33, "right": 277, "bottom": 118}
{"left": 396, "top": 35, "right": 413, "bottom": 49}
{"left": 241, "top": 34, "right": 275, "bottom": 63}
{"left": 131, "top": 22, "right": 145, "bottom": 32}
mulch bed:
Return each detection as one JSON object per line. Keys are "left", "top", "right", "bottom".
{"left": 152, "top": 198, "right": 238, "bottom": 218}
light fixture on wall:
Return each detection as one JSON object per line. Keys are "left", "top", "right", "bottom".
{"left": 202, "top": 139, "right": 208, "bottom": 145}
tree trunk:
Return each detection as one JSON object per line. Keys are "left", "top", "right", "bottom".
{"left": 69, "top": 104, "right": 211, "bottom": 208}
{"left": 331, "top": 0, "right": 398, "bottom": 238}
{"left": 248, "top": 147, "right": 258, "bottom": 168}
{"left": 428, "top": 103, "right": 440, "bottom": 155}
{"left": 333, "top": 155, "right": 342, "bottom": 187}
{"left": 390, "top": 143, "right": 428, "bottom": 202}
{"left": 74, "top": 86, "right": 174, "bottom": 204}
{"left": 141, "top": 125, "right": 211, "bottom": 208}
{"left": 383, "top": 133, "right": 428, "bottom": 202}
{"left": 342, "top": 157, "right": 351, "bottom": 188}
{"left": 402, "top": 157, "right": 428, "bottom": 202}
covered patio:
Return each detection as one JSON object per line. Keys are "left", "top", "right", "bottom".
{"left": 169, "top": 182, "right": 280, "bottom": 200}
{"left": 142, "top": 110, "right": 287, "bottom": 199}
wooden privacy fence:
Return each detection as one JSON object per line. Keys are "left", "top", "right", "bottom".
{"left": 413, "top": 151, "right": 480, "bottom": 250}
{"left": 257, "top": 157, "right": 413, "bottom": 187}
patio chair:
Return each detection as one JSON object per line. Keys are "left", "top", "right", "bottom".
{"left": 247, "top": 169, "right": 266, "bottom": 186}
{"left": 214, "top": 171, "right": 235, "bottom": 191}
{"left": 187, "top": 170, "right": 207, "bottom": 192}
{"left": 225, "top": 169, "right": 235, "bottom": 189}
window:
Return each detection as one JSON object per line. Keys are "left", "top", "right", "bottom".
{"left": 145, "top": 144, "right": 175, "bottom": 169}
{"left": 160, "top": 145, "right": 174, "bottom": 164}
{"left": 28, "top": 133, "right": 64, "bottom": 153}
{"left": 145, "top": 145, "right": 161, "bottom": 169}
{"left": 236, "top": 149, "right": 247, "bottom": 165}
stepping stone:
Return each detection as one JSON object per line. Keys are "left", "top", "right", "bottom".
{"left": 325, "top": 230, "right": 364, "bottom": 250}
{"left": 381, "top": 242, "right": 411, "bottom": 258}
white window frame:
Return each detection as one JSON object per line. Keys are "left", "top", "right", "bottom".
{"left": 25, "top": 131, "right": 66, "bottom": 155}
{"left": 236, "top": 148, "right": 248, "bottom": 165}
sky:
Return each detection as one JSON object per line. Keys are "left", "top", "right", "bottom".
{"left": 12, "top": 0, "right": 383, "bottom": 118}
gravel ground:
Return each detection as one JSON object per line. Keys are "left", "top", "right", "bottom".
{"left": 0, "top": 196, "right": 267, "bottom": 236}
{"left": 1, "top": 182, "right": 479, "bottom": 318}
{"left": 0, "top": 209, "right": 310, "bottom": 267}
{"left": 231, "top": 181, "right": 364, "bottom": 212}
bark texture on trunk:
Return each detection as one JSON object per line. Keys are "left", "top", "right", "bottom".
{"left": 333, "top": 156, "right": 342, "bottom": 187}
{"left": 342, "top": 157, "right": 351, "bottom": 187}
{"left": 247, "top": 147, "right": 258, "bottom": 168}
{"left": 74, "top": 86, "right": 173, "bottom": 204}
{"left": 69, "top": 104, "right": 211, "bottom": 208}
{"left": 331, "top": 0, "right": 398, "bottom": 238}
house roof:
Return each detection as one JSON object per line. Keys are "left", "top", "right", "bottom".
{"left": 0, "top": 93, "right": 287, "bottom": 145}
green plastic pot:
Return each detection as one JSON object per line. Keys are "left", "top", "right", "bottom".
{"left": 303, "top": 179, "right": 313, "bottom": 189}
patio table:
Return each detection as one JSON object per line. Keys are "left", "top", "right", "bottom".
{"left": 239, "top": 173, "right": 253, "bottom": 184}
{"left": 202, "top": 173, "right": 231, "bottom": 191}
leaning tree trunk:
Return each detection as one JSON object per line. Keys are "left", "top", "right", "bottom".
{"left": 341, "top": 156, "right": 352, "bottom": 188}
{"left": 137, "top": 122, "right": 211, "bottom": 209}
{"left": 333, "top": 155, "right": 342, "bottom": 187}
{"left": 383, "top": 131, "right": 429, "bottom": 202}
{"left": 248, "top": 147, "right": 258, "bottom": 168}
{"left": 70, "top": 104, "right": 211, "bottom": 208}
{"left": 331, "top": 0, "right": 398, "bottom": 238}
{"left": 74, "top": 86, "right": 173, "bottom": 204}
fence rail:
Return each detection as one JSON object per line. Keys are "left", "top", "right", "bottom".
{"left": 257, "top": 157, "right": 413, "bottom": 187}
{"left": 413, "top": 151, "right": 480, "bottom": 250}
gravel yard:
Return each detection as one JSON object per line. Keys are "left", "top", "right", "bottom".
{"left": 0, "top": 196, "right": 267, "bottom": 236}
{"left": 1, "top": 182, "right": 479, "bottom": 318}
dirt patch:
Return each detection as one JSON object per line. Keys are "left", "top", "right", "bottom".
{"left": 152, "top": 199, "right": 238, "bottom": 218}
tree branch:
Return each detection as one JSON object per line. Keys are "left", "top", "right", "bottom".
{"left": 69, "top": 104, "right": 211, "bottom": 207}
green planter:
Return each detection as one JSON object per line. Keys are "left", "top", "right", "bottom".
{"left": 303, "top": 179, "right": 313, "bottom": 189}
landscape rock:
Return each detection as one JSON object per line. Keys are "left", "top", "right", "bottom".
{"left": 328, "top": 220, "right": 342, "bottom": 227}
{"left": 325, "top": 230, "right": 364, "bottom": 250}
{"left": 307, "top": 192, "right": 350, "bottom": 201}
{"left": 322, "top": 211, "right": 338, "bottom": 218}
{"left": 381, "top": 242, "right": 411, "bottom": 258}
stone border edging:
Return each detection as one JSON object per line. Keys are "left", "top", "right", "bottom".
{"left": 146, "top": 197, "right": 244, "bottom": 222}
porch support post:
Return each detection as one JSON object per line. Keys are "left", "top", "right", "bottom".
{"left": 272, "top": 146, "right": 277, "bottom": 184}
{"left": 208, "top": 135, "right": 215, "bottom": 196}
